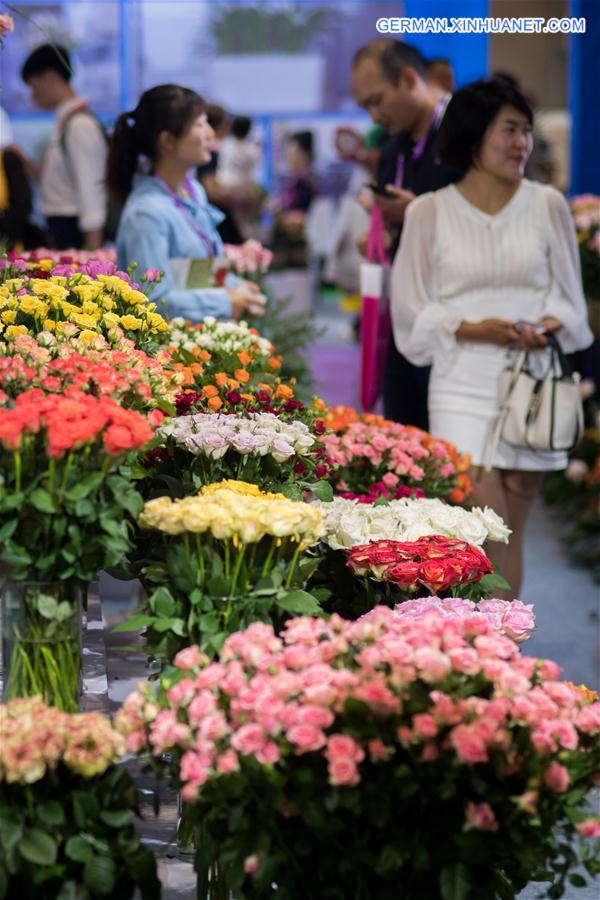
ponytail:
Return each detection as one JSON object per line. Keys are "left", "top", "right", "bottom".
{"left": 106, "top": 111, "right": 139, "bottom": 203}
{"left": 106, "top": 85, "right": 206, "bottom": 204}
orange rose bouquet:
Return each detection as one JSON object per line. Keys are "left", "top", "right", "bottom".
{"left": 0, "top": 386, "right": 155, "bottom": 708}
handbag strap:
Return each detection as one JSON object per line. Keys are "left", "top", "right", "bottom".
{"left": 546, "top": 332, "right": 571, "bottom": 379}
{"left": 367, "top": 203, "right": 390, "bottom": 265}
{"left": 483, "top": 349, "right": 528, "bottom": 471}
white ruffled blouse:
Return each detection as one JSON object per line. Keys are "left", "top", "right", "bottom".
{"left": 391, "top": 179, "right": 593, "bottom": 374}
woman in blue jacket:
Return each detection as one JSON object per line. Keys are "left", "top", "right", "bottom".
{"left": 107, "top": 84, "right": 260, "bottom": 321}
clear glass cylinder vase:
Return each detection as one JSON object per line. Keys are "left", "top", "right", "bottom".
{"left": 1, "top": 580, "right": 83, "bottom": 712}
{"left": 176, "top": 796, "right": 232, "bottom": 899}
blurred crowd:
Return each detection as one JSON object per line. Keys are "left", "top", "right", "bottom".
{"left": 0, "top": 42, "right": 568, "bottom": 267}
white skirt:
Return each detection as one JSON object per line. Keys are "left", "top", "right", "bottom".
{"left": 428, "top": 344, "right": 567, "bottom": 471}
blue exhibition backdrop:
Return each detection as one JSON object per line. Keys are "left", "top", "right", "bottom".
{"left": 0, "top": 0, "right": 597, "bottom": 193}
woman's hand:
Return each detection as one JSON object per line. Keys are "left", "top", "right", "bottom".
{"left": 515, "top": 324, "right": 548, "bottom": 350}
{"left": 456, "top": 318, "right": 521, "bottom": 346}
{"left": 539, "top": 316, "right": 563, "bottom": 334}
{"left": 227, "top": 287, "right": 266, "bottom": 319}
{"left": 239, "top": 280, "right": 260, "bottom": 296}
{"left": 228, "top": 289, "right": 253, "bottom": 320}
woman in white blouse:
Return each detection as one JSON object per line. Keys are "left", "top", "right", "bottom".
{"left": 391, "top": 78, "right": 592, "bottom": 595}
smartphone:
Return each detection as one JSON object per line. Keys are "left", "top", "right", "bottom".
{"left": 515, "top": 321, "right": 547, "bottom": 334}
{"left": 366, "top": 182, "right": 394, "bottom": 198}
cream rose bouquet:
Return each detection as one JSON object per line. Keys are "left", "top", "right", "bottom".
{"left": 117, "top": 481, "right": 326, "bottom": 662}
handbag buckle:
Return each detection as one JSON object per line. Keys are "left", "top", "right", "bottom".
{"left": 527, "top": 385, "right": 543, "bottom": 423}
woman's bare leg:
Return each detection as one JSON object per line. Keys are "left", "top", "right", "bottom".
{"left": 499, "top": 469, "right": 544, "bottom": 597}
{"left": 468, "top": 466, "right": 510, "bottom": 591}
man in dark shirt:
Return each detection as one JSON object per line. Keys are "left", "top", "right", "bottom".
{"left": 352, "top": 40, "right": 460, "bottom": 429}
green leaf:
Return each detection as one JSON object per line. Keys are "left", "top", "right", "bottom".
{"left": 65, "top": 835, "right": 94, "bottom": 864}
{"left": 112, "top": 614, "right": 155, "bottom": 633}
{"left": 99, "top": 809, "right": 132, "bottom": 828}
{"left": 280, "top": 483, "right": 302, "bottom": 500}
{"left": 0, "top": 520, "right": 18, "bottom": 542}
{"left": 29, "top": 489, "right": 58, "bottom": 514}
{"left": 72, "top": 791, "right": 99, "bottom": 829}
{"left": 152, "top": 617, "right": 186, "bottom": 635}
{"left": 569, "top": 874, "right": 587, "bottom": 887}
{"left": 17, "top": 829, "right": 57, "bottom": 866}
{"left": 66, "top": 473, "right": 104, "bottom": 501}
{"left": 275, "top": 590, "right": 321, "bottom": 615}
{"left": 0, "top": 817, "right": 22, "bottom": 855}
{"left": 36, "top": 801, "right": 65, "bottom": 826}
{"left": 37, "top": 593, "right": 59, "bottom": 620}
{"left": 479, "top": 572, "right": 511, "bottom": 592}
{"left": 440, "top": 863, "right": 472, "bottom": 900}
{"left": 151, "top": 587, "right": 176, "bottom": 617}
{"left": 198, "top": 612, "right": 219, "bottom": 634}
{"left": 84, "top": 855, "right": 117, "bottom": 895}
{"left": 56, "top": 881, "right": 87, "bottom": 900}
{"left": 56, "top": 601, "right": 74, "bottom": 622}
{"left": 100, "top": 517, "right": 123, "bottom": 538}
{"left": 309, "top": 480, "right": 333, "bottom": 502}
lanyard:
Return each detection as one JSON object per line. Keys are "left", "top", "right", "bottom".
{"left": 395, "top": 95, "right": 449, "bottom": 189}
{"left": 154, "top": 175, "right": 216, "bottom": 255}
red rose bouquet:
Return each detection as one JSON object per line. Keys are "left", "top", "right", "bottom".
{"left": 326, "top": 535, "right": 501, "bottom": 619}
{"left": 347, "top": 535, "right": 493, "bottom": 592}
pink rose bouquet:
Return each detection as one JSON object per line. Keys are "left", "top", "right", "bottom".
{"left": 116, "top": 611, "right": 600, "bottom": 899}
{"left": 369, "top": 595, "right": 535, "bottom": 643}
{"left": 323, "top": 417, "right": 473, "bottom": 502}
{"left": 0, "top": 697, "right": 158, "bottom": 898}
{"left": 219, "top": 240, "right": 273, "bottom": 280}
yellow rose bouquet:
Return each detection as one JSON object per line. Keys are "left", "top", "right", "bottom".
{"left": 0, "top": 271, "right": 169, "bottom": 352}
{"left": 116, "top": 481, "right": 326, "bottom": 663}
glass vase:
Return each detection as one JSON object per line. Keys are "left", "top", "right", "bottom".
{"left": 176, "top": 797, "right": 232, "bottom": 899}
{"left": 1, "top": 580, "right": 83, "bottom": 712}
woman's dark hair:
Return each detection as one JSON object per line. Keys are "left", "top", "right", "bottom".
{"left": 287, "top": 130, "right": 314, "bottom": 163}
{"left": 106, "top": 84, "right": 206, "bottom": 202}
{"left": 438, "top": 78, "right": 533, "bottom": 174}
{"left": 21, "top": 44, "right": 72, "bottom": 83}
{"left": 232, "top": 116, "right": 252, "bottom": 140}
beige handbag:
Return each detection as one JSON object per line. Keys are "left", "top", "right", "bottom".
{"left": 484, "top": 335, "right": 583, "bottom": 471}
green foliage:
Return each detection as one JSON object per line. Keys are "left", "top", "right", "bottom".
{"left": 0, "top": 765, "right": 159, "bottom": 899}
{"left": 115, "top": 537, "right": 325, "bottom": 664}
{"left": 0, "top": 464, "right": 144, "bottom": 584}
{"left": 210, "top": 3, "right": 331, "bottom": 55}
